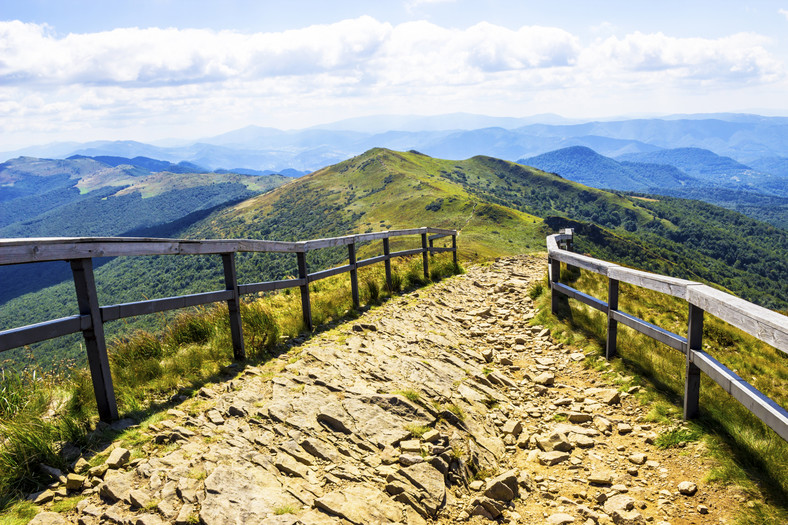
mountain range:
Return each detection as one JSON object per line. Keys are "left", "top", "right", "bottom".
{"left": 4, "top": 113, "right": 788, "bottom": 174}
{"left": 2, "top": 147, "right": 787, "bottom": 372}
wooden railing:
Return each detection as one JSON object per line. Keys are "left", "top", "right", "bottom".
{"left": 547, "top": 229, "right": 788, "bottom": 441}
{"left": 0, "top": 227, "right": 458, "bottom": 421}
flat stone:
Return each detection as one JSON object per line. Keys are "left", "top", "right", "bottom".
{"left": 300, "top": 437, "right": 341, "bottom": 463}
{"left": 678, "top": 481, "right": 698, "bottom": 496}
{"left": 588, "top": 471, "right": 613, "bottom": 485}
{"left": 611, "top": 509, "right": 646, "bottom": 525}
{"left": 105, "top": 448, "right": 130, "bottom": 469}
{"left": 568, "top": 412, "right": 593, "bottom": 423}
{"left": 422, "top": 429, "right": 440, "bottom": 443}
{"left": 135, "top": 514, "right": 165, "bottom": 525}
{"left": 535, "top": 431, "right": 572, "bottom": 452}
{"left": 469, "top": 480, "right": 484, "bottom": 491}
{"left": 538, "top": 451, "right": 570, "bottom": 466}
{"left": 275, "top": 452, "right": 311, "bottom": 479}
{"left": 533, "top": 372, "right": 555, "bottom": 386}
{"left": 28, "top": 512, "right": 66, "bottom": 525}
{"left": 594, "top": 417, "right": 613, "bottom": 433}
{"left": 206, "top": 409, "right": 225, "bottom": 425}
{"left": 66, "top": 473, "right": 86, "bottom": 490}
{"left": 484, "top": 469, "right": 518, "bottom": 502}
{"left": 628, "top": 453, "right": 647, "bottom": 465}
{"left": 501, "top": 419, "right": 522, "bottom": 437}
{"left": 617, "top": 423, "right": 633, "bottom": 435}
{"left": 547, "top": 513, "right": 576, "bottom": 524}
{"left": 99, "top": 471, "right": 135, "bottom": 503}
{"left": 604, "top": 494, "right": 635, "bottom": 515}
{"left": 315, "top": 485, "right": 401, "bottom": 524}
{"left": 129, "top": 489, "right": 152, "bottom": 509}
{"left": 200, "top": 463, "right": 300, "bottom": 525}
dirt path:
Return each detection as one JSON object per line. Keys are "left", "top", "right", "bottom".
{"left": 28, "top": 255, "right": 741, "bottom": 525}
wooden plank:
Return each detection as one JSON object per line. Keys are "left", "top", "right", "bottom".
{"left": 101, "top": 290, "right": 233, "bottom": 322}
{"left": 428, "top": 233, "right": 450, "bottom": 241}
{"left": 691, "top": 350, "right": 788, "bottom": 441}
{"left": 687, "top": 285, "right": 788, "bottom": 354}
{"left": 549, "top": 249, "right": 620, "bottom": 276}
{"left": 610, "top": 310, "right": 687, "bottom": 352}
{"left": 552, "top": 281, "right": 608, "bottom": 313}
{"left": 608, "top": 267, "right": 697, "bottom": 299}
{"left": 383, "top": 238, "right": 393, "bottom": 292}
{"left": 429, "top": 247, "right": 455, "bottom": 253}
{"left": 0, "top": 315, "right": 86, "bottom": 352}
{"left": 303, "top": 235, "right": 356, "bottom": 250}
{"left": 606, "top": 278, "right": 619, "bottom": 360}
{"left": 348, "top": 243, "right": 360, "bottom": 310}
{"left": 308, "top": 264, "right": 352, "bottom": 283}
{"left": 297, "top": 252, "right": 312, "bottom": 331}
{"left": 421, "top": 232, "right": 429, "bottom": 280}
{"left": 70, "top": 258, "right": 117, "bottom": 422}
{"left": 426, "top": 227, "right": 456, "bottom": 235}
{"left": 390, "top": 248, "right": 424, "bottom": 258}
{"left": 389, "top": 227, "right": 427, "bottom": 237}
{"left": 356, "top": 254, "right": 387, "bottom": 268}
{"left": 222, "top": 253, "right": 245, "bottom": 361}
{"left": 452, "top": 235, "right": 458, "bottom": 266}
{"left": 354, "top": 231, "right": 390, "bottom": 242}
{"left": 684, "top": 304, "right": 704, "bottom": 419}
{"left": 239, "top": 278, "right": 304, "bottom": 295}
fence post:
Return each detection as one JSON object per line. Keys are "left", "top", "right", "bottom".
{"left": 348, "top": 242, "right": 360, "bottom": 310}
{"left": 421, "top": 231, "right": 430, "bottom": 280}
{"left": 452, "top": 234, "right": 458, "bottom": 267}
{"left": 429, "top": 238, "right": 434, "bottom": 258}
{"left": 221, "top": 253, "right": 245, "bottom": 361}
{"left": 684, "top": 304, "right": 704, "bottom": 419}
{"left": 296, "top": 251, "right": 313, "bottom": 331}
{"left": 70, "top": 258, "right": 118, "bottom": 422}
{"left": 606, "top": 278, "right": 619, "bottom": 360}
{"left": 549, "top": 256, "right": 561, "bottom": 315}
{"left": 383, "top": 236, "right": 393, "bottom": 292}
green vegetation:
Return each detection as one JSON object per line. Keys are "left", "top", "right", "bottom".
{"left": 530, "top": 266, "right": 788, "bottom": 524}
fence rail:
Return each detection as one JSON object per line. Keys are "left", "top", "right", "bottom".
{"left": 0, "top": 227, "right": 458, "bottom": 421}
{"left": 547, "top": 229, "right": 788, "bottom": 442}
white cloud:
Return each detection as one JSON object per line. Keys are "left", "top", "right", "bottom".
{"left": 780, "top": 8, "right": 788, "bottom": 21}
{"left": 0, "top": 17, "right": 785, "bottom": 149}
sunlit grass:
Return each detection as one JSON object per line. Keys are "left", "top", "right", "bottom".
{"left": 531, "top": 264, "right": 788, "bottom": 523}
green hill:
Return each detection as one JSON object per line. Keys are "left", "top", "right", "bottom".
{"left": 2, "top": 148, "right": 788, "bottom": 372}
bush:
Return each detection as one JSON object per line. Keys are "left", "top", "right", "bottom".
{"left": 166, "top": 311, "right": 214, "bottom": 347}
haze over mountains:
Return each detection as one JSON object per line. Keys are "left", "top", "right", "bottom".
{"left": 4, "top": 113, "right": 788, "bottom": 174}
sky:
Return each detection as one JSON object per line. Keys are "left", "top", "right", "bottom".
{"left": 2, "top": 0, "right": 788, "bottom": 149}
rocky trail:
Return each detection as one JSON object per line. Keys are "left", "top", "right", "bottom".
{"left": 29, "top": 255, "right": 742, "bottom": 525}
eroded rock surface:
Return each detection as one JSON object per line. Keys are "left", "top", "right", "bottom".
{"left": 28, "top": 255, "right": 733, "bottom": 524}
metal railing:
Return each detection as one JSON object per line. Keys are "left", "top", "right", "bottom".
{"left": 0, "top": 227, "right": 458, "bottom": 421}
{"left": 547, "top": 229, "right": 788, "bottom": 441}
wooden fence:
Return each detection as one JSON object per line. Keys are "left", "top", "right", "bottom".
{"left": 547, "top": 229, "right": 788, "bottom": 441}
{"left": 0, "top": 227, "right": 458, "bottom": 421}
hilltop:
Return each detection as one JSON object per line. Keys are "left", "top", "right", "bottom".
{"left": 2, "top": 148, "right": 788, "bottom": 373}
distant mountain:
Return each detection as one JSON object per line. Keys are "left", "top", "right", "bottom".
{"left": 519, "top": 146, "right": 695, "bottom": 192}
{"left": 4, "top": 148, "right": 788, "bottom": 371}
{"left": 0, "top": 155, "right": 290, "bottom": 304}
{"left": 748, "top": 156, "right": 788, "bottom": 179}
{"left": 4, "top": 113, "right": 788, "bottom": 175}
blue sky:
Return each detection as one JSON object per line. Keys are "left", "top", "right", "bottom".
{"left": 2, "top": 0, "right": 788, "bottom": 148}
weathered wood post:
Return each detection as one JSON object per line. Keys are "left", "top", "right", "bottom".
{"left": 70, "top": 258, "right": 118, "bottom": 422}
{"left": 451, "top": 234, "right": 458, "bottom": 268}
{"left": 428, "top": 238, "right": 434, "bottom": 258}
{"left": 348, "top": 241, "right": 360, "bottom": 310}
{"left": 606, "top": 278, "right": 619, "bottom": 360}
{"left": 383, "top": 236, "right": 393, "bottom": 292}
{"left": 221, "top": 253, "right": 245, "bottom": 360}
{"left": 684, "top": 304, "right": 704, "bottom": 419}
{"left": 296, "top": 251, "right": 313, "bottom": 331}
{"left": 421, "top": 231, "right": 430, "bottom": 280}
{"left": 550, "top": 256, "right": 561, "bottom": 315}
